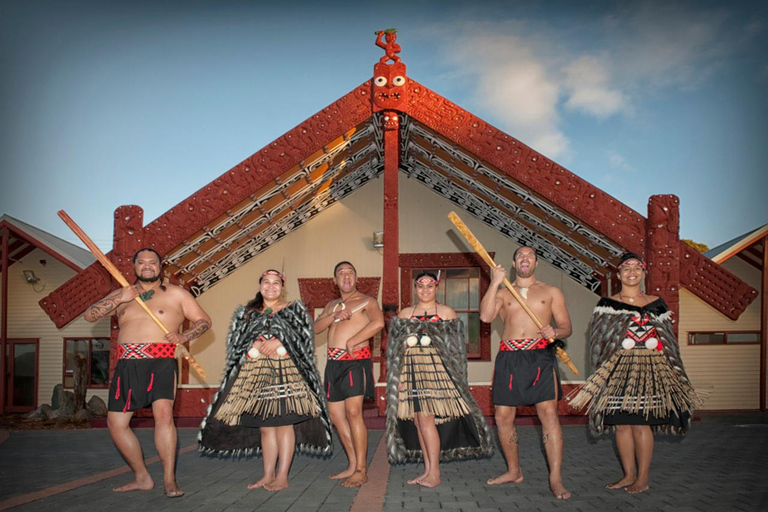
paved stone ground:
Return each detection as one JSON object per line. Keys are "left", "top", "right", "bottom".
{"left": 0, "top": 413, "right": 766, "bottom": 511}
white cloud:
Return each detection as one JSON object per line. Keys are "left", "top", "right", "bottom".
{"left": 562, "top": 55, "right": 628, "bottom": 118}
{"left": 606, "top": 151, "right": 634, "bottom": 173}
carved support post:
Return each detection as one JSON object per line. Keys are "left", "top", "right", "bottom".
{"left": 1, "top": 225, "right": 8, "bottom": 414}
{"left": 109, "top": 206, "right": 144, "bottom": 380}
{"left": 646, "top": 195, "right": 680, "bottom": 336}
{"left": 380, "top": 110, "right": 401, "bottom": 383}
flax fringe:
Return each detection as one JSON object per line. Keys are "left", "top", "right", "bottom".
{"left": 397, "top": 347, "right": 470, "bottom": 420}
{"left": 215, "top": 356, "right": 318, "bottom": 426}
{"left": 569, "top": 349, "right": 702, "bottom": 420}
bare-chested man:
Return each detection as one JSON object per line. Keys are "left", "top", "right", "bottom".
{"left": 479, "top": 246, "right": 572, "bottom": 500}
{"left": 84, "top": 248, "right": 211, "bottom": 498}
{"left": 314, "top": 261, "right": 384, "bottom": 487}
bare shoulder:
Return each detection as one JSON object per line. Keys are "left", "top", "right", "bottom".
{"left": 360, "top": 294, "right": 380, "bottom": 308}
{"left": 163, "top": 283, "right": 193, "bottom": 299}
{"left": 540, "top": 282, "right": 564, "bottom": 298}
{"left": 397, "top": 306, "right": 414, "bottom": 319}
{"left": 437, "top": 304, "right": 457, "bottom": 320}
{"left": 644, "top": 294, "right": 660, "bottom": 302}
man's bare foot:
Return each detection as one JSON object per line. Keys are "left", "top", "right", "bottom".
{"left": 264, "top": 476, "right": 290, "bottom": 492}
{"left": 341, "top": 469, "right": 368, "bottom": 488}
{"left": 625, "top": 480, "right": 649, "bottom": 494}
{"left": 606, "top": 475, "right": 636, "bottom": 490}
{"left": 330, "top": 467, "right": 356, "bottom": 480}
{"left": 487, "top": 470, "right": 524, "bottom": 485}
{"left": 417, "top": 473, "right": 441, "bottom": 488}
{"left": 114, "top": 474, "right": 154, "bottom": 493}
{"left": 550, "top": 481, "right": 571, "bottom": 500}
{"left": 247, "top": 475, "right": 274, "bottom": 489}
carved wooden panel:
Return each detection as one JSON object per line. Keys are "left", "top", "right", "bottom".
{"left": 298, "top": 277, "right": 381, "bottom": 318}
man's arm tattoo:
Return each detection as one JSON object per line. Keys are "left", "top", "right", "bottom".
{"left": 181, "top": 319, "right": 211, "bottom": 342}
{"left": 85, "top": 290, "right": 123, "bottom": 321}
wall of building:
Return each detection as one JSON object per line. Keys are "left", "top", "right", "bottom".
{"left": 1, "top": 248, "right": 110, "bottom": 407}
{"left": 190, "top": 174, "right": 598, "bottom": 388}
{"left": 678, "top": 256, "right": 762, "bottom": 410}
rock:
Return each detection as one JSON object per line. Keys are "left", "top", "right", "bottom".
{"left": 51, "top": 384, "right": 66, "bottom": 410}
{"left": 74, "top": 409, "right": 90, "bottom": 422}
{"left": 87, "top": 396, "right": 108, "bottom": 417}
{"left": 59, "top": 390, "right": 76, "bottom": 416}
{"left": 25, "top": 403, "right": 52, "bottom": 420}
{"left": 50, "top": 409, "right": 74, "bottom": 422}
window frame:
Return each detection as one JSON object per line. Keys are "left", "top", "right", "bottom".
{"left": 687, "top": 330, "right": 761, "bottom": 346}
{"left": 399, "top": 253, "right": 492, "bottom": 361}
{"left": 62, "top": 337, "right": 111, "bottom": 389}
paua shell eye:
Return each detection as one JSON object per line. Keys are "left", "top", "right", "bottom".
{"left": 374, "top": 76, "right": 387, "bottom": 86}
{"left": 392, "top": 76, "right": 405, "bottom": 86}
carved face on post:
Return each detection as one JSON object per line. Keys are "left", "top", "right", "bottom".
{"left": 372, "top": 61, "right": 408, "bottom": 112}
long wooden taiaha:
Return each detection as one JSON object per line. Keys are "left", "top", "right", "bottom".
{"left": 447, "top": 211, "right": 579, "bottom": 375}
{"left": 58, "top": 210, "right": 207, "bottom": 378}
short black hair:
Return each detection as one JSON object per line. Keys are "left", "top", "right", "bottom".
{"left": 334, "top": 261, "right": 356, "bottom": 276}
{"left": 513, "top": 246, "right": 537, "bottom": 262}
{"left": 132, "top": 248, "right": 163, "bottom": 264}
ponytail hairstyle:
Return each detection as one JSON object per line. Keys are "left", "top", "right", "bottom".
{"left": 245, "top": 269, "right": 285, "bottom": 314}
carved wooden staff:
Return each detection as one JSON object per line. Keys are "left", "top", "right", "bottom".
{"left": 447, "top": 211, "right": 579, "bottom": 375}
{"left": 58, "top": 210, "right": 207, "bottom": 378}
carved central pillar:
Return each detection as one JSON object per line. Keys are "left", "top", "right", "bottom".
{"left": 646, "top": 195, "right": 681, "bottom": 336}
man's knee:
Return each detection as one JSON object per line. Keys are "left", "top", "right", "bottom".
{"left": 495, "top": 406, "right": 516, "bottom": 426}
{"left": 152, "top": 400, "right": 175, "bottom": 426}
{"left": 345, "top": 399, "right": 364, "bottom": 421}
{"left": 535, "top": 401, "right": 560, "bottom": 427}
{"left": 107, "top": 412, "right": 130, "bottom": 431}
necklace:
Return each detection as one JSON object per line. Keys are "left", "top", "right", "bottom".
{"left": 620, "top": 291, "right": 645, "bottom": 304}
{"left": 138, "top": 283, "right": 160, "bottom": 302}
{"left": 333, "top": 290, "right": 358, "bottom": 312}
{"left": 514, "top": 280, "right": 536, "bottom": 300}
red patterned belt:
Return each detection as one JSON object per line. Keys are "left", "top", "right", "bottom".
{"left": 327, "top": 346, "right": 372, "bottom": 360}
{"left": 118, "top": 343, "right": 177, "bottom": 359}
{"left": 500, "top": 338, "right": 548, "bottom": 351}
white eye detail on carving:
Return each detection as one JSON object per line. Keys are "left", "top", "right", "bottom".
{"left": 392, "top": 76, "right": 405, "bottom": 86}
{"left": 374, "top": 76, "right": 387, "bottom": 86}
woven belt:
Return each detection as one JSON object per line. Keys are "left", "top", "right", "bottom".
{"left": 327, "top": 346, "right": 372, "bottom": 360}
{"left": 499, "top": 338, "right": 548, "bottom": 351}
{"left": 118, "top": 343, "right": 176, "bottom": 359}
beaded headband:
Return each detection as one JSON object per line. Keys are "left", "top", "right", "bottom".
{"left": 617, "top": 258, "right": 646, "bottom": 270}
{"left": 260, "top": 269, "right": 285, "bottom": 283}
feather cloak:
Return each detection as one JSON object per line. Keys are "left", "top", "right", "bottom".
{"left": 198, "top": 301, "right": 332, "bottom": 458}
{"left": 581, "top": 297, "right": 699, "bottom": 437}
{"left": 385, "top": 317, "right": 494, "bottom": 464}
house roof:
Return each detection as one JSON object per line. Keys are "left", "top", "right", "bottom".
{"left": 38, "top": 38, "right": 758, "bottom": 327}
{"left": 705, "top": 223, "right": 767, "bottom": 273}
{"left": 0, "top": 214, "right": 95, "bottom": 271}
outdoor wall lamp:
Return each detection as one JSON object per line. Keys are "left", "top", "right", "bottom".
{"left": 373, "top": 231, "right": 384, "bottom": 249}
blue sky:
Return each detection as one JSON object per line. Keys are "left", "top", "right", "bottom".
{"left": 1, "top": 0, "right": 766, "bottom": 252}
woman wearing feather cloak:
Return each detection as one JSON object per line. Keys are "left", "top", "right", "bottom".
{"left": 386, "top": 272, "right": 493, "bottom": 488}
{"left": 198, "top": 270, "right": 332, "bottom": 491}
{"left": 569, "top": 253, "right": 701, "bottom": 494}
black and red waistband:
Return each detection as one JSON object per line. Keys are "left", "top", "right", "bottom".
{"left": 499, "top": 338, "right": 548, "bottom": 352}
{"left": 117, "top": 343, "right": 177, "bottom": 359}
{"left": 327, "top": 346, "right": 372, "bottom": 360}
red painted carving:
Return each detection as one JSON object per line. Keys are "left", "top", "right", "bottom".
{"left": 382, "top": 112, "right": 400, "bottom": 308}
{"left": 373, "top": 31, "right": 407, "bottom": 113}
{"left": 113, "top": 206, "right": 145, "bottom": 284}
{"left": 645, "top": 195, "right": 680, "bottom": 335}
{"left": 298, "top": 277, "right": 381, "bottom": 318}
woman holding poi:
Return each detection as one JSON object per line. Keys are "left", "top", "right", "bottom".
{"left": 385, "top": 272, "right": 493, "bottom": 487}
{"left": 569, "top": 253, "right": 701, "bottom": 494}
{"left": 199, "top": 270, "right": 332, "bottom": 491}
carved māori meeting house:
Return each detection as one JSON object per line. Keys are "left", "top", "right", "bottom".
{"left": 10, "top": 31, "right": 762, "bottom": 416}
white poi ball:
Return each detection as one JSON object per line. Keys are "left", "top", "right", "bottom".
{"left": 406, "top": 335, "right": 418, "bottom": 347}
{"left": 276, "top": 346, "right": 287, "bottom": 356}
{"left": 621, "top": 338, "right": 635, "bottom": 350}
{"left": 419, "top": 335, "right": 432, "bottom": 347}
{"left": 644, "top": 338, "right": 659, "bottom": 350}
{"left": 248, "top": 347, "right": 260, "bottom": 359}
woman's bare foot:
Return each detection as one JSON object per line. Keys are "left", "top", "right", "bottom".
{"left": 625, "top": 479, "right": 649, "bottom": 494}
{"left": 487, "top": 470, "right": 524, "bottom": 485}
{"left": 114, "top": 473, "right": 154, "bottom": 492}
{"left": 606, "top": 475, "right": 636, "bottom": 490}
{"left": 417, "top": 473, "right": 441, "bottom": 488}
{"left": 550, "top": 480, "right": 572, "bottom": 500}
{"left": 407, "top": 469, "right": 429, "bottom": 485}
{"left": 330, "top": 467, "right": 356, "bottom": 480}
{"left": 341, "top": 469, "right": 368, "bottom": 488}
{"left": 247, "top": 475, "right": 274, "bottom": 489}
{"left": 264, "top": 476, "right": 290, "bottom": 491}
{"left": 163, "top": 483, "right": 185, "bottom": 498}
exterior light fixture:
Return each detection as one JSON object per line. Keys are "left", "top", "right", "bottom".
{"left": 373, "top": 231, "right": 384, "bottom": 249}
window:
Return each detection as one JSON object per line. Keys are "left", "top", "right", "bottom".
{"left": 63, "top": 338, "right": 110, "bottom": 388}
{"left": 400, "top": 253, "right": 492, "bottom": 360}
{"left": 688, "top": 331, "right": 760, "bottom": 345}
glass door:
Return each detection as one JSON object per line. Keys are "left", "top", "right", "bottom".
{"left": 5, "top": 339, "right": 38, "bottom": 412}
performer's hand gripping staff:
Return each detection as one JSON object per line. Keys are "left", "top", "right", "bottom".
{"left": 447, "top": 211, "right": 579, "bottom": 375}
{"left": 58, "top": 210, "right": 207, "bottom": 378}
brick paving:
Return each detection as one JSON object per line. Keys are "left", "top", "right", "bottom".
{"left": 0, "top": 413, "right": 766, "bottom": 511}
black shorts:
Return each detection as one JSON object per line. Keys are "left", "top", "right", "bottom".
{"left": 324, "top": 358, "right": 374, "bottom": 403}
{"left": 492, "top": 348, "right": 561, "bottom": 407}
{"left": 108, "top": 346, "right": 177, "bottom": 413}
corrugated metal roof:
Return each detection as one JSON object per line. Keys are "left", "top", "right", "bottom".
{"left": 0, "top": 214, "right": 95, "bottom": 269}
